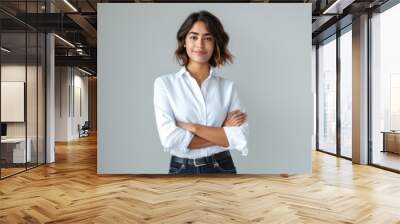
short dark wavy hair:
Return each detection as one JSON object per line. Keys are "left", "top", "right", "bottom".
{"left": 175, "top": 10, "right": 233, "bottom": 67}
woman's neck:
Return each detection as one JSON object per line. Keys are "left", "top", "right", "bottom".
{"left": 186, "top": 62, "right": 210, "bottom": 85}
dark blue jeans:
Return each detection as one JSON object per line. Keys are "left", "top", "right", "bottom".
{"left": 168, "top": 154, "right": 237, "bottom": 174}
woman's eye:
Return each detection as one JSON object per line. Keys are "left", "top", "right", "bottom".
{"left": 190, "top": 36, "right": 197, "bottom": 40}
{"left": 205, "top": 37, "right": 213, "bottom": 41}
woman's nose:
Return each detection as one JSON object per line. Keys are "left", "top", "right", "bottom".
{"left": 197, "top": 38, "right": 205, "bottom": 46}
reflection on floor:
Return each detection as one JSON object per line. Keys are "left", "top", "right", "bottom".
{"left": 372, "top": 150, "right": 400, "bottom": 171}
{"left": 0, "top": 167, "right": 25, "bottom": 178}
{"left": 317, "top": 148, "right": 353, "bottom": 159}
{"left": 0, "top": 163, "right": 42, "bottom": 178}
{"left": 341, "top": 147, "right": 352, "bottom": 158}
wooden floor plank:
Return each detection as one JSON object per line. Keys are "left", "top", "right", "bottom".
{"left": 0, "top": 134, "right": 400, "bottom": 223}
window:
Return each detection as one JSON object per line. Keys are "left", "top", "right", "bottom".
{"left": 0, "top": 1, "right": 47, "bottom": 179}
{"left": 371, "top": 3, "right": 400, "bottom": 171}
{"left": 340, "top": 28, "right": 352, "bottom": 158}
{"left": 317, "top": 36, "right": 337, "bottom": 154}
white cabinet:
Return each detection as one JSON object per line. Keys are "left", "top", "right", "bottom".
{"left": 1, "top": 138, "right": 32, "bottom": 163}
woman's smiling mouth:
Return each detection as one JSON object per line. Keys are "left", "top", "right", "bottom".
{"left": 193, "top": 51, "right": 207, "bottom": 55}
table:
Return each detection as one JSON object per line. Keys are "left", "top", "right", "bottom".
{"left": 381, "top": 131, "right": 400, "bottom": 154}
{"left": 1, "top": 138, "right": 32, "bottom": 164}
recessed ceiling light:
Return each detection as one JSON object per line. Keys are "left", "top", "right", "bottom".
{"left": 1, "top": 47, "right": 11, "bottom": 53}
{"left": 63, "top": 0, "right": 78, "bottom": 12}
{"left": 323, "top": 0, "right": 345, "bottom": 14}
{"left": 54, "top": 34, "right": 75, "bottom": 48}
{"left": 78, "top": 67, "right": 93, "bottom": 76}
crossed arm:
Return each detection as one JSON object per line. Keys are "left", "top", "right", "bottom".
{"left": 177, "top": 110, "right": 246, "bottom": 150}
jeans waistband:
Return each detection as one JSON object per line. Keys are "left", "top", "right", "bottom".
{"left": 171, "top": 150, "right": 231, "bottom": 167}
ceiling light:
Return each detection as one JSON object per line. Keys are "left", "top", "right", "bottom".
{"left": 323, "top": 0, "right": 344, "bottom": 14}
{"left": 54, "top": 34, "right": 75, "bottom": 48}
{"left": 63, "top": 0, "right": 78, "bottom": 12}
{"left": 76, "top": 49, "right": 84, "bottom": 55}
{"left": 1, "top": 47, "right": 11, "bottom": 53}
{"left": 78, "top": 67, "right": 93, "bottom": 76}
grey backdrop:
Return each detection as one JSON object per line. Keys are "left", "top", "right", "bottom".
{"left": 98, "top": 3, "right": 313, "bottom": 174}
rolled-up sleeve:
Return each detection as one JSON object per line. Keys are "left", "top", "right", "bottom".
{"left": 222, "top": 83, "right": 250, "bottom": 156}
{"left": 153, "top": 78, "right": 193, "bottom": 153}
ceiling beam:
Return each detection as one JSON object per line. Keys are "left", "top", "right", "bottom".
{"left": 67, "top": 13, "right": 97, "bottom": 46}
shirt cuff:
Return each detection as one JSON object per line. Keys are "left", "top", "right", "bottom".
{"left": 180, "top": 130, "right": 194, "bottom": 153}
{"left": 222, "top": 126, "right": 248, "bottom": 156}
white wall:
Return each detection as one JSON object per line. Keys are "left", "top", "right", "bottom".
{"left": 72, "top": 72, "right": 89, "bottom": 138}
{"left": 55, "top": 67, "right": 69, "bottom": 141}
{"left": 1, "top": 65, "right": 40, "bottom": 138}
{"left": 55, "top": 67, "right": 89, "bottom": 141}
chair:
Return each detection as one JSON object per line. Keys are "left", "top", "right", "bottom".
{"left": 79, "top": 121, "right": 90, "bottom": 138}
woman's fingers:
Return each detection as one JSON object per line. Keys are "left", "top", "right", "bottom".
{"left": 228, "top": 110, "right": 241, "bottom": 118}
{"left": 231, "top": 116, "right": 247, "bottom": 126}
{"left": 225, "top": 110, "right": 238, "bottom": 121}
{"left": 230, "top": 113, "right": 246, "bottom": 122}
{"left": 232, "top": 120, "right": 244, "bottom": 126}
{"left": 229, "top": 112, "right": 246, "bottom": 120}
{"left": 224, "top": 111, "right": 247, "bottom": 126}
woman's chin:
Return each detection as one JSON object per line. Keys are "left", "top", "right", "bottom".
{"left": 190, "top": 58, "right": 210, "bottom": 64}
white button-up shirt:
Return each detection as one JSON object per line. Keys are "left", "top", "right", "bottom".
{"left": 153, "top": 66, "right": 249, "bottom": 159}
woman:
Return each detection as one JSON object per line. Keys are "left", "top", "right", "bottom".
{"left": 153, "top": 10, "right": 249, "bottom": 174}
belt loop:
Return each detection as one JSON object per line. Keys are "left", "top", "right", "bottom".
{"left": 211, "top": 155, "right": 219, "bottom": 168}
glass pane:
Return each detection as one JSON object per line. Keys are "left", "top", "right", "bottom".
{"left": 27, "top": 31, "right": 38, "bottom": 169}
{"left": 318, "top": 37, "right": 337, "bottom": 154}
{"left": 340, "top": 29, "right": 352, "bottom": 158}
{"left": 38, "top": 33, "right": 45, "bottom": 165}
{"left": 1, "top": 32, "right": 27, "bottom": 178}
{"left": 312, "top": 46, "right": 317, "bottom": 151}
{"left": 371, "top": 4, "right": 400, "bottom": 171}
{"left": 0, "top": 1, "right": 46, "bottom": 179}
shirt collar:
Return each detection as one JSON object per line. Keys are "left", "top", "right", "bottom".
{"left": 177, "top": 66, "right": 216, "bottom": 78}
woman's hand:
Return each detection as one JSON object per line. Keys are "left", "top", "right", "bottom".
{"left": 223, "top": 110, "right": 247, "bottom": 127}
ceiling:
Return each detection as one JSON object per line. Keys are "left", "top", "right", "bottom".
{"left": 0, "top": 0, "right": 393, "bottom": 75}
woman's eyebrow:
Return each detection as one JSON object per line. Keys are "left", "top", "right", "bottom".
{"left": 188, "top": 32, "right": 212, "bottom": 36}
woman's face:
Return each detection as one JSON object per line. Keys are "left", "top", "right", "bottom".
{"left": 184, "top": 21, "right": 215, "bottom": 65}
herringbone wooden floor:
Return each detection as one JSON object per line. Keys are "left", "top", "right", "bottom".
{"left": 1, "top": 134, "right": 400, "bottom": 224}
